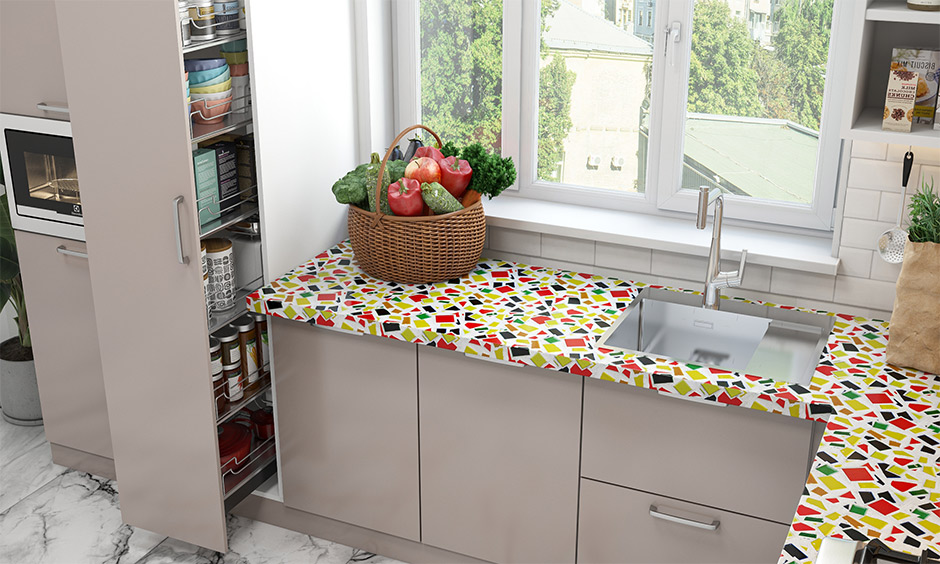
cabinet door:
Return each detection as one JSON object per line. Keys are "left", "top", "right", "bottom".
{"left": 0, "top": 1, "right": 68, "bottom": 118}
{"left": 419, "top": 346, "right": 582, "bottom": 563}
{"left": 13, "top": 231, "right": 111, "bottom": 460}
{"left": 273, "top": 320, "right": 420, "bottom": 541}
{"left": 582, "top": 377, "right": 814, "bottom": 524}
{"left": 55, "top": 1, "right": 229, "bottom": 553}
{"left": 578, "top": 478, "right": 789, "bottom": 564}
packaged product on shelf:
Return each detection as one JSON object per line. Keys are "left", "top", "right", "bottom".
{"left": 205, "top": 237, "right": 237, "bottom": 310}
{"left": 201, "top": 242, "right": 210, "bottom": 317}
{"left": 213, "top": 1, "right": 240, "bottom": 35}
{"left": 235, "top": 134, "right": 256, "bottom": 196}
{"left": 249, "top": 312, "right": 268, "bottom": 375}
{"left": 223, "top": 361, "right": 244, "bottom": 402}
{"left": 203, "top": 141, "right": 240, "bottom": 213}
{"left": 178, "top": 1, "right": 191, "bottom": 46}
{"left": 890, "top": 48, "right": 940, "bottom": 125}
{"left": 231, "top": 314, "right": 260, "bottom": 392}
{"left": 193, "top": 148, "right": 221, "bottom": 226}
{"left": 188, "top": 0, "right": 215, "bottom": 42}
{"left": 213, "top": 325, "right": 241, "bottom": 366}
{"left": 883, "top": 67, "right": 919, "bottom": 133}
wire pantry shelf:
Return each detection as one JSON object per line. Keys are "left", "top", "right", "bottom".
{"left": 222, "top": 433, "right": 276, "bottom": 498}
{"left": 215, "top": 371, "right": 271, "bottom": 426}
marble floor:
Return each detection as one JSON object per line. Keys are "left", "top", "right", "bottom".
{"left": 0, "top": 417, "right": 405, "bottom": 564}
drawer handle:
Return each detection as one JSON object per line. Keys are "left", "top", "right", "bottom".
{"left": 56, "top": 245, "right": 88, "bottom": 259}
{"left": 649, "top": 504, "right": 720, "bottom": 531}
{"left": 37, "top": 102, "right": 70, "bottom": 114}
{"left": 173, "top": 196, "right": 189, "bottom": 265}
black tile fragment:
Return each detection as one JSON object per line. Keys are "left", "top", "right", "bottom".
{"left": 652, "top": 374, "right": 672, "bottom": 385}
{"left": 783, "top": 545, "right": 807, "bottom": 559}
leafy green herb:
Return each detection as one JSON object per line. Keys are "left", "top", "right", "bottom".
{"left": 440, "top": 141, "right": 460, "bottom": 159}
{"left": 456, "top": 143, "right": 516, "bottom": 200}
{"left": 908, "top": 178, "right": 940, "bottom": 244}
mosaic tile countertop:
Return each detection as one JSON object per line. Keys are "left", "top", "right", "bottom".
{"left": 246, "top": 241, "right": 940, "bottom": 564}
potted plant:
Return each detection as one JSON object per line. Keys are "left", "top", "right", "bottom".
{"left": 0, "top": 174, "right": 41, "bottom": 425}
{"left": 887, "top": 177, "right": 940, "bottom": 374}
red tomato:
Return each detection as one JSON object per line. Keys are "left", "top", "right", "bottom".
{"left": 404, "top": 157, "right": 441, "bottom": 185}
{"left": 414, "top": 146, "right": 445, "bottom": 163}
{"left": 438, "top": 156, "right": 472, "bottom": 198}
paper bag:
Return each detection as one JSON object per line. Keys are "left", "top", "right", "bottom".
{"left": 886, "top": 240, "right": 940, "bottom": 374}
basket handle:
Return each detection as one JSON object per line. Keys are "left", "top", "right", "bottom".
{"left": 371, "top": 124, "right": 443, "bottom": 228}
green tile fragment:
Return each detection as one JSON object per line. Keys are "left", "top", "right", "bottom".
{"left": 914, "top": 508, "right": 929, "bottom": 519}
{"left": 417, "top": 313, "right": 430, "bottom": 320}
{"left": 862, "top": 333, "right": 878, "bottom": 340}
{"left": 873, "top": 421, "right": 888, "bottom": 430}
{"left": 849, "top": 504, "right": 867, "bottom": 516}
{"left": 843, "top": 391, "right": 861, "bottom": 399}
{"left": 910, "top": 489, "right": 928, "bottom": 497}
{"left": 805, "top": 516, "right": 824, "bottom": 523}
{"left": 817, "top": 464, "right": 837, "bottom": 476}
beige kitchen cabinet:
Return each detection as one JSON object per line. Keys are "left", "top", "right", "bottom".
{"left": 577, "top": 478, "right": 790, "bottom": 564}
{"left": 582, "top": 376, "right": 818, "bottom": 525}
{"left": 272, "top": 319, "right": 420, "bottom": 542}
{"left": 0, "top": 1, "right": 69, "bottom": 119}
{"left": 13, "top": 231, "right": 113, "bottom": 474}
{"left": 418, "top": 346, "right": 582, "bottom": 563}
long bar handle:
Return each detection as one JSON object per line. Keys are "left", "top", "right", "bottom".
{"left": 37, "top": 102, "right": 70, "bottom": 114}
{"left": 173, "top": 196, "right": 189, "bottom": 265}
{"left": 56, "top": 245, "right": 88, "bottom": 259}
{"left": 649, "top": 505, "right": 720, "bottom": 531}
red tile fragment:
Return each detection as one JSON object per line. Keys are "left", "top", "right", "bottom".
{"left": 891, "top": 481, "right": 916, "bottom": 493}
{"left": 866, "top": 393, "right": 892, "bottom": 404}
{"left": 869, "top": 499, "right": 898, "bottom": 516}
{"left": 889, "top": 418, "right": 915, "bottom": 431}
{"left": 797, "top": 505, "right": 820, "bottom": 516}
{"left": 842, "top": 468, "right": 873, "bottom": 482}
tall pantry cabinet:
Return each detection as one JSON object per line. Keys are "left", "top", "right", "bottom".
{"left": 54, "top": 0, "right": 354, "bottom": 552}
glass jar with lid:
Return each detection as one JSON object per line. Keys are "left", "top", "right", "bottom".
{"left": 230, "top": 314, "right": 259, "bottom": 393}
{"left": 189, "top": 0, "right": 216, "bottom": 42}
{"left": 213, "top": 325, "right": 240, "bottom": 367}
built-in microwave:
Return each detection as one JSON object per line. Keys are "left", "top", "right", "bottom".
{"left": 0, "top": 113, "right": 84, "bottom": 241}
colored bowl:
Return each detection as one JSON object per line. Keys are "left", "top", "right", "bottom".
{"left": 220, "top": 39, "right": 247, "bottom": 52}
{"left": 229, "top": 63, "right": 249, "bottom": 77}
{"left": 191, "top": 68, "right": 231, "bottom": 88}
{"left": 191, "top": 95, "right": 233, "bottom": 125}
{"left": 191, "top": 78, "right": 232, "bottom": 94}
{"left": 184, "top": 58, "right": 227, "bottom": 72}
{"left": 191, "top": 88, "right": 232, "bottom": 101}
{"left": 222, "top": 51, "right": 248, "bottom": 66}
{"left": 188, "top": 65, "right": 229, "bottom": 85}
{"left": 218, "top": 422, "right": 251, "bottom": 473}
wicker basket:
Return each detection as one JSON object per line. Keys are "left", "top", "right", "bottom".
{"left": 348, "top": 125, "right": 486, "bottom": 284}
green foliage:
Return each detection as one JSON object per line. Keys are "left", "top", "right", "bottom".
{"left": 908, "top": 178, "right": 940, "bottom": 244}
{"left": 688, "top": 0, "right": 761, "bottom": 118}
{"left": 459, "top": 142, "right": 516, "bottom": 200}
{"left": 0, "top": 193, "right": 29, "bottom": 348}
{"left": 331, "top": 162, "right": 370, "bottom": 206}
{"left": 537, "top": 54, "right": 575, "bottom": 181}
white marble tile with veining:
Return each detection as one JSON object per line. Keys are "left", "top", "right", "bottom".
{"left": 0, "top": 438, "right": 66, "bottom": 514}
{"left": 0, "top": 417, "right": 45, "bottom": 464}
{"left": 0, "top": 471, "right": 165, "bottom": 564}
{"left": 137, "top": 514, "right": 406, "bottom": 564}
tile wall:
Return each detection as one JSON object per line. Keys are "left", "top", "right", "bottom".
{"left": 483, "top": 143, "right": 940, "bottom": 321}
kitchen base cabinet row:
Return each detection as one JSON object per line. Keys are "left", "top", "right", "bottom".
{"left": 266, "top": 319, "right": 819, "bottom": 564}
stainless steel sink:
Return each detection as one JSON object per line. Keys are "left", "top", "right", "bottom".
{"left": 600, "top": 288, "right": 835, "bottom": 386}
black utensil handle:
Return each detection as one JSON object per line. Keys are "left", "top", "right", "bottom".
{"left": 902, "top": 151, "right": 914, "bottom": 188}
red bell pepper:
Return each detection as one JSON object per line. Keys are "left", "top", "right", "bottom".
{"left": 388, "top": 177, "right": 423, "bottom": 216}
{"left": 439, "top": 156, "right": 473, "bottom": 198}
{"left": 414, "top": 145, "right": 444, "bottom": 163}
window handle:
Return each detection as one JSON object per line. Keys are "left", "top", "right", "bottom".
{"left": 663, "top": 21, "right": 681, "bottom": 66}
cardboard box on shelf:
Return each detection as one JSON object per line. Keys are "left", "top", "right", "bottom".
{"left": 193, "top": 148, "right": 220, "bottom": 226}
{"left": 203, "top": 141, "right": 239, "bottom": 213}
{"left": 890, "top": 48, "right": 940, "bottom": 125}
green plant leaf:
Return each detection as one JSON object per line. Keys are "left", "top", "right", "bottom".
{"left": 908, "top": 178, "right": 940, "bottom": 244}
{"left": 0, "top": 193, "right": 19, "bottom": 283}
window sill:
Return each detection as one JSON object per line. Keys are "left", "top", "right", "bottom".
{"left": 483, "top": 195, "right": 840, "bottom": 276}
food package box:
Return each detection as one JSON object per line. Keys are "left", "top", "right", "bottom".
{"left": 235, "top": 134, "right": 256, "bottom": 198}
{"left": 203, "top": 141, "right": 239, "bottom": 213}
{"left": 890, "top": 48, "right": 940, "bottom": 125}
{"left": 193, "top": 148, "right": 220, "bottom": 226}
{"left": 883, "top": 68, "right": 918, "bottom": 132}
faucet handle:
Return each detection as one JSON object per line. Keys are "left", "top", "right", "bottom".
{"left": 736, "top": 249, "right": 748, "bottom": 282}
{"left": 714, "top": 249, "right": 748, "bottom": 289}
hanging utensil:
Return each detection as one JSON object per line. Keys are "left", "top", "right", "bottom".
{"left": 877, "top": 150, "right": 915, "bottom": 264}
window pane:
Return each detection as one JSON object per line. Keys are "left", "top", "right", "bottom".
{"left": 682, "top": 0, "right": 834, "bottom": 205}
{"left": 537, "top": 0, "right": 654, "bottom": 193}
{"left": 420, "top": 0, "right": 503, "bottom": 151}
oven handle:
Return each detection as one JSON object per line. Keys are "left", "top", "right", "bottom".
{"left": 56, "top": 245, "right": 88, "bottom": 259}
{"left": 173, "top": 196, "right": 190, "bottom": 265}
{"left": 37, "top": 102, "right": 70, "bottom": 115}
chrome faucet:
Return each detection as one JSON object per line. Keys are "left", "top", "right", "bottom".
{"left": 696, "top": 186, "right": 747, "bottom": 309}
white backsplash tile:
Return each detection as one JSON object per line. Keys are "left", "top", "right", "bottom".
{"left": 594, "top": 241, "right": 652, "bottom": 274}
{"left": 843, "top": 188, "right": 881, "bottom": 220}
{"left": 869, "top": 255, "right": 903, "bottom": 283}
{"left": 651, "top": 250, "right": 707, "bottom": 281}
{"left": 541, "top": 234, "right": 595, "bottom": 265}
{"left": 888, "top": 144, "right": 940, "bottom": 165}
{"left": 486, "top": 226, "right": 541, "bottom": 256}
{"left": 851, "top": 140, "right": 887, "bottom": 160}
{"left": 847, "top": 159, "right": 919, "bottom": 192}
{"left": 877, "top": 191, "right": 906, "bottom": 224}
{"left": 769, "top": 268, "right": 835, "bottom": 302}
{"left": 834, "top": 276, "right": 897, "bottom": 311}
{"left": 837, "top": 247, "right": 873, "bottom": 278}
{"left": 840, "top": 218, "right": 896, "bottom": 250}
{"left": 919, "top": 165, "right": 940, "bottom": 191}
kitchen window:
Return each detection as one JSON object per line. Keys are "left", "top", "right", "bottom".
{"left": 394, "top": 0, "right": 850, "bottom": 232}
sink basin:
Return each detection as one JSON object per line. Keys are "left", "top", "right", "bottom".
{"left": 600, "top": 288, "right": 835, "bottom": 386}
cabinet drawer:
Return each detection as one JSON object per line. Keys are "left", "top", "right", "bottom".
{"left": 582, "top": 377, "right": 813, "bottom": 523}
{"left": 577, "top": 478, "right": 789, "bottom": 564}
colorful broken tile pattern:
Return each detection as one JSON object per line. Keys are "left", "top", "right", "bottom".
{"left": 246, "top": 241, "right": 940, "bottom": 563}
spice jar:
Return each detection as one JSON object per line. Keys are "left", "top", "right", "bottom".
{"left": 214, "top": 1, "right": 240, "bottom": 35}
{"left": 179, "top": 1, "right": 192, "bottom": 46}
{"left": 213, "top": 325, "right": 240, "bottom": 367}
{"left": 223, "top": 361, "right": 244, "bottom": 402}
{"left": 249, "top": 311, "right": 268, "bottom": 375}
{"left": 230, "top": 314, "right": 259, "bottom": 392}
{"left": 210, "top": 336, "right": 226, "bottom": 413}
{"left": 189, "top": 0, "right": 216, "bottom": 42}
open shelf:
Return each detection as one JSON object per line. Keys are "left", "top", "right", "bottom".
{"left": 866, "top": 1, "right": 940, "bottom": 24}
{"left": 221, "top": 434, "right": 277, "bottom": 511}
{"left": 847, "top": 107, "right": 940, "bottom": 148}
{"left": 182, "top": 31, "right": 248, "bottom": 55}
{"left": 191, "top": 113, "right": 252, "bottom": 145}
{"left": 208, "top": 277, "right": 264, "bottom": 334}
{"left": 200, "top": 201, "right": 259, "bottom": 238}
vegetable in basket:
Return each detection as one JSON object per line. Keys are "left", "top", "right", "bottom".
{"left": 439, "top": 156, "right": 472, "bottom": 198}
{"left": 421, "top": 181, "right": 463, "bottom": 214}
{"left": 331, "top": 162, "right": 370, "bottom": 207}
{"left": 440, "top": 142, "right": 515, "bottom": 200}
{"left": 365, "top": 153, "right": 394, "bottom": 215}
{"left": 414, "top": 145, "right": 444, "bottom": 163}
{"left": 405, "top": 157, "right": 441, "bottom": 185}
{"left": 388, "top": 178, "right": 423, "bottom": 217}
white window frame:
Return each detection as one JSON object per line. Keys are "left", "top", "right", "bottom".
{"left": 394, "top": 0, "right": 854, "bottom": 233}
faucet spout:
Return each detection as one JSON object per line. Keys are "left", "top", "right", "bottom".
{"left": 696, "top": 186, "right": 746, "bottom": 309}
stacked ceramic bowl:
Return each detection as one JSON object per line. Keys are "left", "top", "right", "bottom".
{"left": 186, "top": 58, "right": 232, "bottom": 125}
{"left": 220, "top": 40, "right": 250, "bottom": 116}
